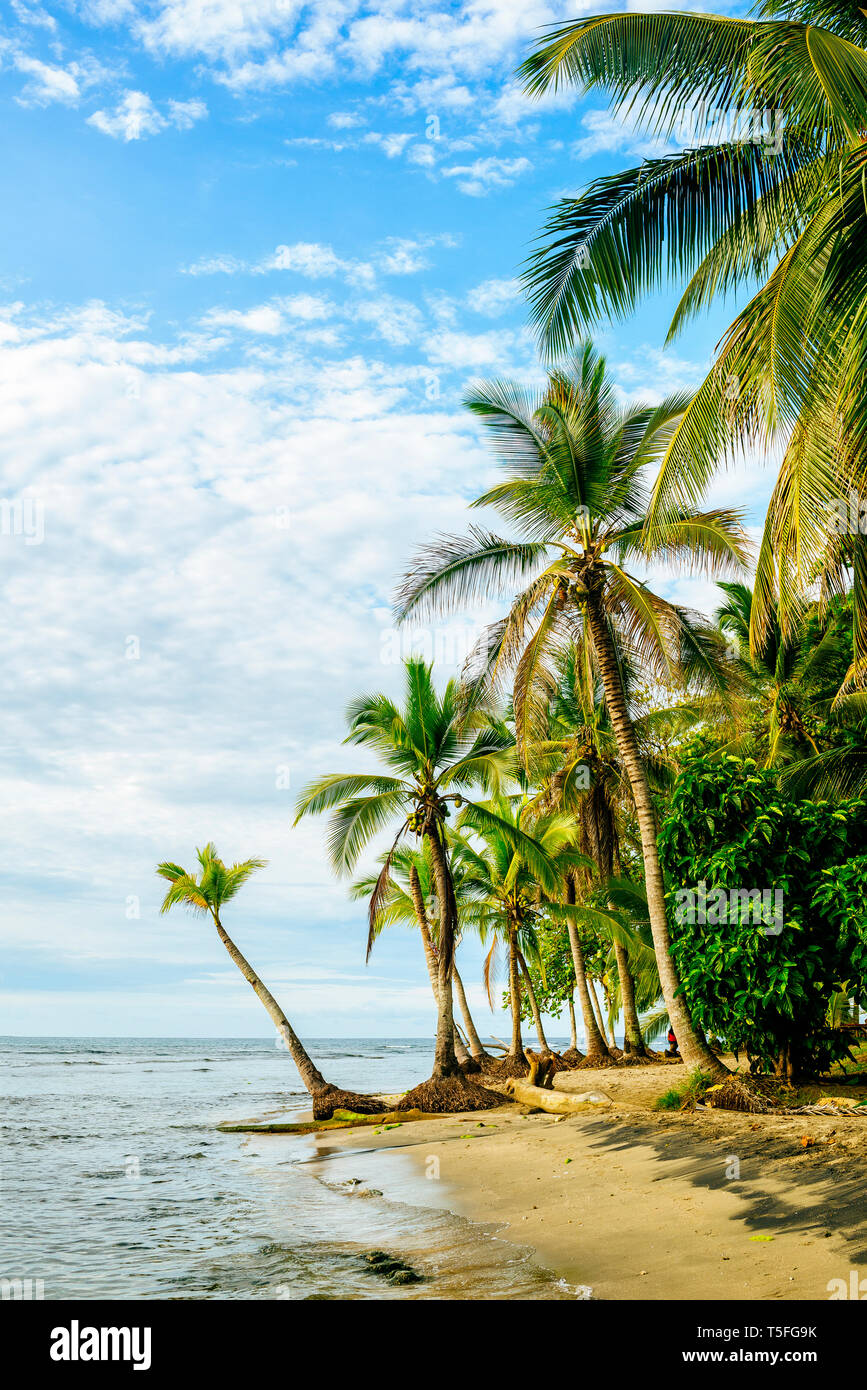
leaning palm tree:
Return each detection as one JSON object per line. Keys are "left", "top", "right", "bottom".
{"left": 396, "top": 348, "right": 749, "bottom": 1075}
{"left": 294, "top": 657, "right": 550, "bottom": 1110}
{"left": 156, "top": 844, "right": 385, "bottom": 1119}
{"left": 519, "top": 2, "right": 867, "bottom": 669}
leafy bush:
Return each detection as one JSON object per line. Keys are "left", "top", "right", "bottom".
{"left": 659, "top": 755, "right": 867, "bottom": 1076}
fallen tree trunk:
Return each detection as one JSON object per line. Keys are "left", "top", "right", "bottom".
{"left": 501, "top": 1078, "right": 611, "bottom": 1113}
{"left": 217, "top": 1108, "right": 448, "bottom": 1134}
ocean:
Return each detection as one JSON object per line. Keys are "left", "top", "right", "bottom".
{"left": 1, "top": 1036, "right": 576, "bottom": 1300}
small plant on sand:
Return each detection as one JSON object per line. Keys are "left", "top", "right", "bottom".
{"left": 654, "top": 1069, "right": 717, "bottom": 1112}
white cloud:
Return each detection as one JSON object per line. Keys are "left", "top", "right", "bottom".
{"left": 467, "top": 276, "right": 520, "bottom": 316}
{"left": 135, "top": 0, "right": 305, "bottom": 61}
{"left": 425, "top": 327, "right": 520, "bottom": 369}
{"left": 167, "top": 97, "right": 208, "bottom": 130}
{"left": 571, "top": 109, "right": 671, "bottom": 161}
{"left": 87, "top": 89, "right": 208, "bottom": 141}
{"left": 4, "top": 46, "right": 112, "bottom": 109}
{"left": 201, "top": 303, "right": 287, "bottom": 335}
{"left": 10, "top": 2, "right": 57, "bottom": 31}
{"left": 266, "top": 241, "right": 350, "bottom": 277}
{"left": 281, "top": 293, "right": 333, "bottom": 321}
{"left": 13, "top": 54, "right": 81, "bottom": 105}
{"left": 406, "top": 142, "right": 436, "bottom": 168}
{"left": 181, "top": 236, "right": 455, "bottom": 288}
{"left": 363, "top": 130, "right": 413, "bottom": 158}
{"left": 377, "top": 240, "right": 430, "bottom": 275}
{"left": 327, "top": 110, "right": 365, "bottom": 129}
{"left": 441, "top": 154, "right": 532, "bottom": 196}
{"left": 182, "top": 254, "right": 247, "bottom": 277}
{"left": 354, "top": 295, "right": 422, "bottom": 346}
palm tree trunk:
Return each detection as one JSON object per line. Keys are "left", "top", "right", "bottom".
{"left": 614, "top": 940, "right": 646, "bottom": 1054}
{"left": 584, "top": 593, "right": 727, "bottom": 1078}
{"left": 409, "top": 865, "right": 441, "bottom": 1002}
{"left": 424, "top": 825, "right": 461, "bottom": 1078}
{"left": 568, "top": 992, "right": 578, "bottom": 1051}
{"left": 518, "top": 952, "right": 551, "bottom": 1051}
{"left": 452, "top": 962, "right": 489, "bottom": 1060}
{"left": 566, "top": 877, "right": 610, "bottom": 1057}
{"left": 508, "top": 928, "right": 524, "bottom": 1057}
{"left": 453, "top": 1026, "right": 471, "bottom": 1065}
{"left": 590, "top": 978, "right": 611, "bottom": 1048}
{"left": 213, "top": 918, "right": 329, "bottom": 1096}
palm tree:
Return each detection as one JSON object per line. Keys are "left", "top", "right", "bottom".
{"left": 155, "top": 844, "right": 385, "bottom": 1119}
{"left": 455, "top": 797, "right": 584, "bottom": 1072}
{"left": 396, "top": 348, "right": 749, "bottom": 1075}
{"left": 716, "top": 581, "right": 854, "bottom": 763}
{"left": 531, "top": 644, "right": 668, "bottom": 1055}
{"left": 350, "top": 840, "right": 492, "bottom": 1064}
{"left": 293, "top": 657, "right": 550, "bottom": 1109}
{"left": 519, "top": 3, "right": 867, "bottom": 668}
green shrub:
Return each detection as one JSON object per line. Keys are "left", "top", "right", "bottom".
{"left": 659, "top": 755, "right": 867, "bottom": 1076}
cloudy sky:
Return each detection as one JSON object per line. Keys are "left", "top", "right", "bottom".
{"left": 0, "top": 0, "right": 770, "bottom": 1041}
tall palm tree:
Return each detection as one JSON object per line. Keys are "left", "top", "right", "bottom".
{"left": 519, "top": 2, "right": 867, "bottom": 668}
{"left": 396, "top": 348, "right": 749, "bottom": 1075}
{"left": 155, "top": 844, "right": 384, "bottom": 1119}
{"left": 294, "top": 658, "right": 552, "bottom": 1107}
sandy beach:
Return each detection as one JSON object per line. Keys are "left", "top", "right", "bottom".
{"left": 304, "top": 1061, "right": 867, "bottom": 1300}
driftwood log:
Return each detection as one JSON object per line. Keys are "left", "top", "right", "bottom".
{"left": 502, "top": 1078, "right": 612, "bottom": 1113}
{"left": 217, "top": 1108, "right": 447, "bottom": 1134}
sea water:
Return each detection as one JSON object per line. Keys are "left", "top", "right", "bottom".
{"left": 0, "top": 1036, "right": 575, "bottom": 1300}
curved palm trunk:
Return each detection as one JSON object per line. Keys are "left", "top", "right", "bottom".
{"left": 566, "top": 877, "right": 611, "bottom": 1057}
{"left": 518, "top": 952, "right": 551, "bottom": 1051}
{"left": 452, "top": 963, "right": 490, "bottom": 1060}
{"left": 507, "top": 928, "right": 524, "bottom": 1057}
{"left": 568, "top": 992, "right": 578, "bottom": 1051}
{"left": 214, "top": 918, "right": 329, "bottom": 1096}
{"left": 424, "top": 825, "right": 462, "bottom": 1078}
{"left": 614, "top": 940, "right": 646, "bottom": 1054}
{"left": 585, "top": 594, "right": 727, "bottom": 1078}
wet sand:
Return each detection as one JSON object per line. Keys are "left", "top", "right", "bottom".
{"left": 311, "top": 1062, "right": 867, "bottom": 1300}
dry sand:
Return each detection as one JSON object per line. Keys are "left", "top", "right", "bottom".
{"left": 318, "top": 1060, "right": 867, "bottom": 1300}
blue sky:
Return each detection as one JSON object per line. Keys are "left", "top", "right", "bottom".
{"left": 0, "top": 0, "right": 770, "bottom": 1041}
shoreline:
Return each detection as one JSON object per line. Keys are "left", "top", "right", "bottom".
{"left": 303, "top": 1062, "right": 866, "bottom": 1300}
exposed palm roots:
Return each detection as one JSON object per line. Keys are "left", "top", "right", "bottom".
{"left": 312, "top": 1087, "right": 389, "bottom": 1121}
{"left": 395, "top": 1076, "right": 502, "bottom": 1113}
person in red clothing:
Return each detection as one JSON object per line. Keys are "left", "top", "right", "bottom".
{"left": 666, "top": 1025, "right": 679, "bottom": 1058}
